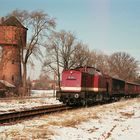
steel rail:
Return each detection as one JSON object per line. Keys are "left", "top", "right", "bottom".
{"left": 0, "top": 104, "right": 72, "bottom": 124}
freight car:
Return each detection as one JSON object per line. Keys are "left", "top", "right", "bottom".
{"left": 56, "top": 66, "right": 140, "bottom": 105}
{"left": 125, "top": 82, "right": 140, "bottom": 97}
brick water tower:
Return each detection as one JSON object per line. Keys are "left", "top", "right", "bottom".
{"left": 0, "top": 16, "right": 27, "bottom": 87}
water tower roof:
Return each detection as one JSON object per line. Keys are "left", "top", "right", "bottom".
{"left": 1, "top": 16, "right": 27, "bottom": 29}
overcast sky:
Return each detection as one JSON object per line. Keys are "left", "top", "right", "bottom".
{"left": 0, "top": 0, "right": 140, "bottom": 79}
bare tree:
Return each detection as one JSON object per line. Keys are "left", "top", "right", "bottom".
{"left": 88, "top": 50, "right": 109, "bottom": 74}
{"left": 74, "top": 49, "right": 110, "bottom": 74}
{"left": 7, "top": 10, "right": 56, "bottom": 95}
{"left": 72, "top": 43, "right": 91, "bottom": 67}
{"left": 43, "top": 30, "right": 89, "bottom": 88}
{"left": 108, "top": 52, "right": 139, "bottom": 81}
{"left": 134, "top": 75, "right": 140, "bottom": 84}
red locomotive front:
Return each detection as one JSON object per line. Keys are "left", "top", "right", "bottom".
{"left": 61, "top": 70, "right": 83, "bottom": 92}
{"left": 56, "top": 66, "right": 107, "bottom": 105}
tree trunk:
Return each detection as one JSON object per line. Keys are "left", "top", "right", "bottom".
{"left": 57, "top": 59, "right": 61, "bottom": 90}
{"left": 57, "top": 68, "right": 61, "bottom": 91}
{"left": 56, "top": 49, "right": 61, "bottom": 90}
{"left": 22, "top": 62, "right": 28, "bottom": 96}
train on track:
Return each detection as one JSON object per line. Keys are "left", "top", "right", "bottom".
{"left": 56, "top": 66, "right": 140, "bottom": 106}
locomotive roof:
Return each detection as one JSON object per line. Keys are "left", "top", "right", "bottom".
{"left": 68, "top": 66, "right": 102, "bottom": 75}
{"left": 74, "top": 66, "right": 100, "bottom": 71}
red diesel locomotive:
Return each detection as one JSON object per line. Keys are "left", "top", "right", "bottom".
{"left": 56, "top": 66, "right": 140, "bottom": 105}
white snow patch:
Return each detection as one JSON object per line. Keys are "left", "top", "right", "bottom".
{"left": 0, "top": 98, "right": 140, "bottom": 139}
{"left": 0, "top": 97, "right": 61, "bottom": 114}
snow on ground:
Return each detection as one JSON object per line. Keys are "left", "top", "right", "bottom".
{"left": 0, "top": 98, "right": 140, "bottom": 139}
{"left": 0, "top": 90, "right": 61, "bottom": 114}
{"left": 0, "top": 96, "right": 61, "bottom": 114}
{"left": 31, "top": 90, "right": 56, "bottom": 97}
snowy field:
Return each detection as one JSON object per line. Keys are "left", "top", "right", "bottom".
{"left": 0, "top": 97, "right": 61, "bottom": 114}
{"left": 0, "top": 98, "right": 140, "bottom": 139}
{"left": 0, "top": 90, "right": 60, "bottom": 114}
{"left": 31, "top": 90, "right": 56, "bottom": 97}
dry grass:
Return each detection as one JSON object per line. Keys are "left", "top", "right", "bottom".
{"left": 120, "top": 112, "right": 135, "bottom": 118}
{"left": 103, "top": 125, "right": 117, "bottom": 140}
{"left": 46, "top": 108, "right": 99, "bottom": 127}
{"left": 0, "top": 125, "right": 55, "bottom": 140}
{"left": 25, "top": 126, "right": 55, "bottom": 139}
{"left": 48, "top": 115, "right": 85, "bottom": 127}
{"left": 0, "top": 130, "right": 21, "bottom": 140}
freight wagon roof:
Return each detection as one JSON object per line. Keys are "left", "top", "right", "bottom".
{"left": 112, "top": 76, "right": 125, "bottom": 82}
{"left": 104, "top": 75, "right": 125, "bottom": 82}
{"left": 126, "top": 81, "right": 140, "bottom": 86}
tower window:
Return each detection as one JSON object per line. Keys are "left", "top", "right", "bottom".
{"left": 12, "top": 75, "right": 14, "bottom": 82}
{"left": 2, "top": 75, "right": 5, "bottom": 80}
{"left": 12, "top": 60, "right": 15, "bottom": 64}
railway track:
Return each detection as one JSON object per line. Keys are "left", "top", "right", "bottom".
{"left": 0, "top": 104, "right": 72, "bottom": 124}
{"left": 1, "top": 97, "right": 138, "bottom": 125}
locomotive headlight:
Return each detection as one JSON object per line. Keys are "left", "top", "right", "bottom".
{"left": 74, "top": 94, "right": 79, "bottom": 98}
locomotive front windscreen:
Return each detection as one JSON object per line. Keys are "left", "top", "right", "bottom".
{"left": 61, "top": 70, "right": 82, "bottom": 92}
